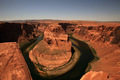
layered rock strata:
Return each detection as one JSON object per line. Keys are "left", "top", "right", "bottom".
{"left": 74, "top": 25, "right": 120, "bottom": 44}
{"left": 73, "top": 24, "right": 120, "bottom": 80}
{"left": 44, "top": 24, "right": 71, "bottom": 50}
{"left": 29, "top": 24, "right": 72, "bottom": 78}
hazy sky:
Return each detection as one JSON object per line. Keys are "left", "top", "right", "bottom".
{"left": 0, "top": 0, "right": 120, "bottom": 21}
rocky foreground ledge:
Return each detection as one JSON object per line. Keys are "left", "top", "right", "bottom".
{"left": 80, "top": 71, "right": 109, "bottom": 80}
{"left": 0, "top": 42, "right": 32, "bottom": 80}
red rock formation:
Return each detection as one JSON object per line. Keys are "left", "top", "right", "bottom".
{"left": 111, "top": 26, "right": 120, "bottom": 44}
{"left": 18, "top": 23, "right": 37, "bottom": 44}
{"left": 0, "top": 42, "right": 32, "bottom": 80}
{"left": 0, "top": 22, "right": 37, "bottom": 43}
{"left": 90, "top": 43, "right": 120, "bottom": 80}
{"left": 44, "top": 24, "right": 71, "bottom": 50}
{"left": 29, "top": 24, "right": 72, "bottom": 78}
{"left": 37, "top": 23, "right": 49, "bottom": 32}
{"left": 80, "top": 71, "right": 109, "bottom": 80}
{"left": 59, "top": 23, "right": 77, "bottom": 33}
{"left": 0, "top": 23, "right": 22, "bottom": 42}
{"left": 73, "top": 23, "right": 120, "bottom": 80}
{"left": 74, "top": 25, "right": 120, "bottom": 44}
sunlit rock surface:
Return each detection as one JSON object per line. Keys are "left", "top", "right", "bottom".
{"left": 29, "top": 24, "right": 72, "bottom": 71}
{"left": 80, "top": 71, "right": 109, "bottom": 80}
{"left": 74, "top": 25, "right": 120, "bottom": 44}
{"left": 44, "top": 24, "right": 71, "bottom": 51}
{"left": 73, "top": 23, "right": 120, "bottom": 80}
{"left": 0, "top": 42, "right": 32, "bottom": 80}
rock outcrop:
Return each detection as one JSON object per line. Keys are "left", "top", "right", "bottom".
{"left": 73, "top": 24, "right": 120, "bottom": 80}
{"left": 59, "top": 23, "right": 77, "bottom": 33}
{"left": 0, "top": 23, "right": 22, "bottom": 42}
{"left": 90, "top": 43, "right": 120, "bottom": 80}
{"left": 37, "top": 23, "right": 49, "bottom": 32}
{"left": 0, "top": 22, "right": 38, "bottom": 43}
{"left": 80, "top": 71, "right": 109, "bottom": 80}
{"left": 44, "top": 24, "right": 71, "bottom": 50}
{"left": 0, "top": 42, "right": 32, "bottom": 80}
{"left": 74, "top": 25, "right": 120, "bottom": 44}
{"left": 29, "top": 24, "right": 72, "bottom": 78}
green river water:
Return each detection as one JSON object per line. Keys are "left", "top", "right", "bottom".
{"left": 19, "top": 34, "right": 99, "bottom": 80}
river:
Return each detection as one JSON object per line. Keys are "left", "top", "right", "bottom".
{"left": 20, "top": 34, "right": 98, "bottom": 80}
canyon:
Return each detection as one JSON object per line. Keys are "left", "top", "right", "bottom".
{"left": 0, "top": 20, "right": 120, "bottom": 80}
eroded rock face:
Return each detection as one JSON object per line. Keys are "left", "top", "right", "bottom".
{"left": 59, "top": 23, "right": 77, "bottom": 33}
{"left": 74, "top": 26, "right": 88, "bottom": 35}
{"left": 0, "top": 23, "right": 22, "bottom": 42}
{"left": 0, "top": 42, "right": 32, "bottom": 80}
{"left": 29, "top": 24, "right": 72, "bottom": 77}
{"left": 80, "top": 71, "right": 109, "bottom": 80}
{"left": 0, "top": 22, "right": 37, "bottom": 43}
{"left": 74, "top": 25, "right": 120, "bottom": 44}
{"left": 44, "top": 24, "right": 71, "bottom": 51}
{"left": 37, "top": 23, "right": 49, "bottom": 32}
{"left": 73, "top": 24, "right": 120, "bottom": 80}
{"left": 111, "top": 26, "right": 120, "bottom": 44}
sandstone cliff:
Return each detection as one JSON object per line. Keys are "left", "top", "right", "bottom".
{"left": 72, "top": 23, "right": 120, "bottom": 80}
{"left": 0, "top": 42, "right": 32, "bottom": 80}
{"left": 44, "top": 24, "right": 71, "bottom": 50}
{"left": 0, "top": 22, "right": 38, "bottom": 43}
{"left": 74, "top": 25, "right": 120, "bottom": 44}
{"left": 29, "top": 24, "right": 72, "bottom": 78}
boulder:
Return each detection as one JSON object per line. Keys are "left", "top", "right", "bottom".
{"left": 80, "top": 71, "right": 109, "bottom": 80}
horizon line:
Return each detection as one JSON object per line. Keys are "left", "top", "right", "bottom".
{"left": 0, "top": 19, "right": 120, "bottom": 23}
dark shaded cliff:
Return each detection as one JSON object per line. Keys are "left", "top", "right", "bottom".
{"left": 0, "top": 23, "right": 22, "bottom": 42}
{"left": 0, "top": 23, "right": 36, "bottom": 43}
